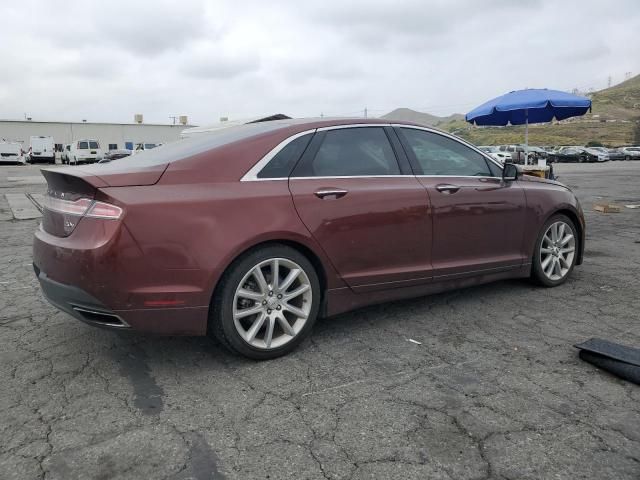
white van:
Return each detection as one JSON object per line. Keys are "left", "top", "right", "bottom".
{"left": 0, "top": 141, "right": 26, "bottom": 165}
{"left": 65, "top": 140, "right": 103, "bottom": 165}
{"left": 29, "top": 136, "right": 55, "bottom": 163}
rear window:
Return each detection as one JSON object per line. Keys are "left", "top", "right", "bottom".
{"left": 105, "top": 121, "right": 292, "bottom": 167}
{"left": 78, "top": 141, "right": 89, "bottom": 149}
{"left": 89, "top": 141, "right": 99, "bottom": 149}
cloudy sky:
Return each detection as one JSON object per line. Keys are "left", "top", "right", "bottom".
{"left": 1, "top": 0, "right": 638, "bottom": 125}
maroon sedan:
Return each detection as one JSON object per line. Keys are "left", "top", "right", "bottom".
{"left": 33, "top": 119, "right": 585, "bottom": 359}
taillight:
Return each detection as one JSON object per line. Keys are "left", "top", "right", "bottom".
{"left": 85, "top": 201, "right": 123, "bottom": 219}
{"left": 42, "top": 196, "right": 122, "bottom": 220}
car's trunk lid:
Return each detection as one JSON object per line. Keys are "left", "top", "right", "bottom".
{"left": 60, "top": 161, "right": 169, "bottom": 187}
{"left": 40, "top": 163, "right": 167, "bottom": 237}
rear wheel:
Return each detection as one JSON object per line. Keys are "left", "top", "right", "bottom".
{"left": 209, "top": 245, "right": 321, "bottom": 360}
{"left": 531, "top": 214, "right": 578, "bottom": 287}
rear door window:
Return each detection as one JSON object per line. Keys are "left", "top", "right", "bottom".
{"left": 78, "top": 141, "right": 89, "bottom": 149}
{"left": 295, "top": 127, "right": 400, "bottom": 177}
{"left": 89, "top": 141, "right": 99, "bottom": 149}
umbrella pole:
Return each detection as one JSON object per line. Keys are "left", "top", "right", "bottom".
{"left": 524, "top": 109, "right": 529, "bottom": 165}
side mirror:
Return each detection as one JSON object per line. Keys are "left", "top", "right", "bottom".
{"left": 502, "top": 163, "right": 518, "bottom": 181}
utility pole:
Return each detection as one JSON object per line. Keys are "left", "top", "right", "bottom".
{"left": 364, "top": 107, "right": 368, "bottom": 118}
{"left": 608, "top": 75, "right": 612, "bottom": 88}
{"left": 625, "top": 71, "right": 632, "bottom": 80}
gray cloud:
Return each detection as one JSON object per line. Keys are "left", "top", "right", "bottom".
{"left": 0, "top": 0, "right": 638, "bottom": 124}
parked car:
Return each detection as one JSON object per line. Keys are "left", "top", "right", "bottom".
{"left": 498, "top": 144, "right": 538, "bottom": 164}
{"left": 606, "top": 148, "right": 626, "bottom": 161}
{"left": 526, "top": 146, "right": 547, "bottom": 162}
{"left": 548, "top": 147, "right": 598, "bottom": 163}
{"left": 29, "top": 136, "right": 55, "bottom": 164}
{"left": 478, "top": 146, "right": 512, "bottom": 163}
{"left": 619, "top": 146, "right": 640, "bottom": 160}
{"left": 99, "top": 149, "right": 132, "bottom": 163}
{"left": 0, "top": 141, "right": 26, "bottom": 165}
{"left": 33, "top": 119, "right": 585, "bottom": 359}
{"left": 64, "top": 140, "right": 103, "bottom": 165}
{"left": 583, "top": 147, "right": 610, "bottom": 162}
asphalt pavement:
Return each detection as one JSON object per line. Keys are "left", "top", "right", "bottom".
{"left": 1, "top": 162, "right": 639, "bottom": 479}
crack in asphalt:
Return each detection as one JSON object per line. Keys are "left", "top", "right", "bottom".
{"left": 2, "top": 163, "right": 640, "bottom": 479}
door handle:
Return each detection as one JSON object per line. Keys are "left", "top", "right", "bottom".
{"left": 314, "top": 188, "right": 348, "bottom": 199}
{"left": 435, "top": 184, "right": 460, "bottom": 194}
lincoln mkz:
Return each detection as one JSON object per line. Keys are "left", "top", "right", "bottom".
{"left": 33, "top": 119, "right": 585, "bottom": 359}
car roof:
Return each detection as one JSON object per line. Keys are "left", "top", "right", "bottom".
{"left": 184, "top": 117, "right": 445, "bottom": 137}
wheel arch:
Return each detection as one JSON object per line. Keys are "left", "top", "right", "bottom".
{"left": 208, "top": 237, "right": 333, "bottom": 320}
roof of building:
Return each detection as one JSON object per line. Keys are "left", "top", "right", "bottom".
{"left": 0, "top": 119, "right": 194, "bottom": 127}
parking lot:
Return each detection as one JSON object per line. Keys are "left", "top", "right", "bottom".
{"left": 1, "top": 162, "right": 639, "bottom": 479}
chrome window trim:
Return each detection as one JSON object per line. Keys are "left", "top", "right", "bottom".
{"left": 241, "top": 129, "right": 317, "bottom": 182}
{"left": 416, "top": 175, "right": 502, "bottom": 180}
{"left": 316, "top": 123, "right": 392, "bottom": 132}
{"left": 291, "top": 175, "right": 415, "bottom": 180}
{"left": 391, "top": 123, "right": 505, "bottom": 174}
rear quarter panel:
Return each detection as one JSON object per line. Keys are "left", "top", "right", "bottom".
{"left": 101, "top": 179, "right": 344, "bottom": 307}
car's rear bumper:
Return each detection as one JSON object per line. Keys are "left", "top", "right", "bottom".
{"left": 34, "top": 263, "right": 209, "bottom": 335}
{"left": 35, "top": 263, "right": 130, "bottom": 328}
{"left": 33, "top": 217, "right": 211, "bottom": 335}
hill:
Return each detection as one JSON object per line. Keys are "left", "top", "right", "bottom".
{"left": 383, "top": 75, "right": 640, "bottom": 146}
{"left": 381, "top": 108, "right": 464, "bottom": 126}
{"left": 589, "top": 74, "right": 640, "bottom": 121}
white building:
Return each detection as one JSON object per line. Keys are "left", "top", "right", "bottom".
{"left": 0, "top": 119, "right": 194, "bottom": 152}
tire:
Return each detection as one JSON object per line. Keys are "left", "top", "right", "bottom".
{"left": 531, "top": 214, "right": 578, "bottom": 287}
{"left": 626, "top": 156, "right": 631, "bottom": 161}
{"left": 209, "top": 244, "right": 321, "bottom": 360}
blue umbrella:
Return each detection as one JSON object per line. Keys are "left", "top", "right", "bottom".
{"left": 465, "top": 89, "right": 591, "bottom": 164}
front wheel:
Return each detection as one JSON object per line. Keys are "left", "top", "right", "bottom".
{"left": 531, "top": 214, "right": 578, "bottom": 287}
{"left": 209, "top": 245, "right": 321, "bottom": 360}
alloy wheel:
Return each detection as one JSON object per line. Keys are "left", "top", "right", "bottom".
{"left": 233, "top": 258, "right": 312, "bottom": 350}
{"left": 540, "top": 221, "right": 576, "bottom": 281}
